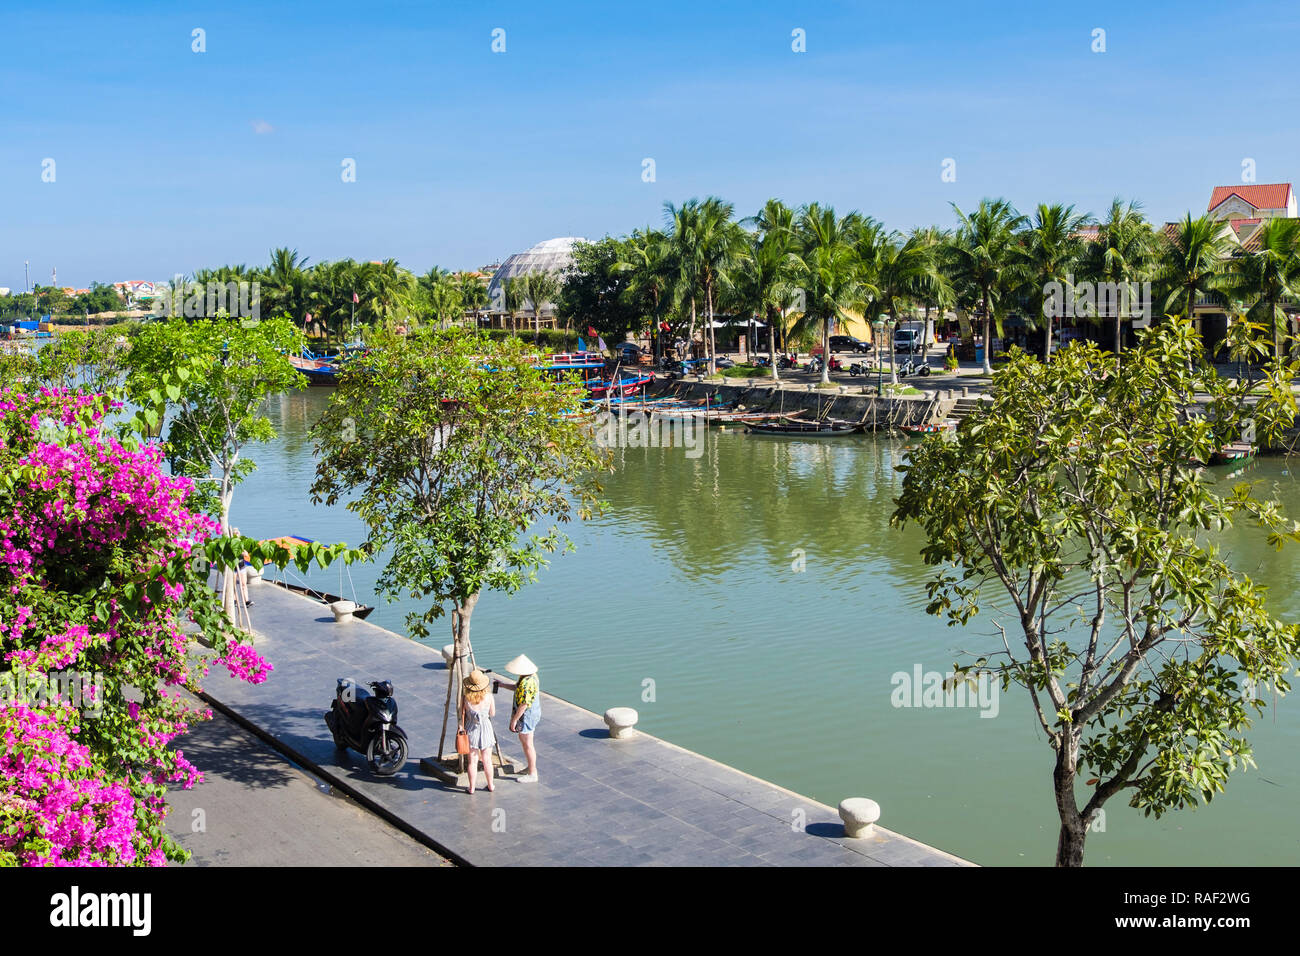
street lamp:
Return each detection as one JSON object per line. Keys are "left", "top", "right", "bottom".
{"left": 873, "top": 315, "right": 893, "bottom": 393}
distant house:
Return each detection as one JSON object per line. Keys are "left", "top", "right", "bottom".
{"left": 1207, "top": 183, "right": 1296, "bottom": 222}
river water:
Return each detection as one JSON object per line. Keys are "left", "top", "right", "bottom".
{"left": 232, "top": 388, "right": 1300, "bottom": 866}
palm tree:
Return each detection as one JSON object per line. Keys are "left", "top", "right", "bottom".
{"left": 738, "top": 199, "right": 798, "bottom": 381}
{"left": 261, "top": 247, "right": 311, "bottom": 325}
{"left": 950, "top": 199, "right": 1027, "bottom": 374}
{"left": 356, "top": 259, "right": 416, "bottom": 331}
{"left": 1079, "top": 199, "right": 1157, "bottom": 365}
{"left": 791, "top": 204, "right": 868, "bottom": 385}
{"left": 1020, "top": 203, "right": 1090, "bottom": 362}
{"left": 458, "top": 274, "right": 489, "bottom": 327}
{"left": 910, "top": 226, "right": 955, "bottom": 352}
{"left": 521, "top": 270, "right": 561, "bottom": 343}
{"left": 502, "top": 276, "right": 526, "bottom": 335}
{"left": 1228, "top": 218, "right": 1300, "bottom": 359}
{"left": 616, "top": 229, "right": 675, "bottom": 361}
{"left": 663, "top": 200, "right": 704, "bottom": 365}
{"left": 865, "top": 231, "right": 943, "bottom": 384}
{"left": 307, "top": 260, "right": 353, "bottom": 339}
{"left": 1159, "top": 214, "right": 1233, "bottom": 334}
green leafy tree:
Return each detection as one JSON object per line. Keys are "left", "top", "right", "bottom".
{"left": 309, "top": 327, "right": 611, "bottom": 758}
{"left": 557, "top": 237, "right": 644, "bottom": 346}
{"left": 31, "top": 326, "right": 133, "bottom": 394}
{"left": 893, "top": 318, "right": 1300, "bottom": 866}
{"left": 124, "top": 316, "right": 305, "bottom": 534}
{"left": 1228, "top": 217, "right": 1300, "bottom": 359}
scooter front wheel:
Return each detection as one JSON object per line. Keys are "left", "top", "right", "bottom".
{"left": 367, "top": 726, "right": 408, "bottom": 776}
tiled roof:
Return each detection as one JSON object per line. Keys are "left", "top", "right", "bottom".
{"left": 1208, "top": 183, "right": 1293, "bottom": 212}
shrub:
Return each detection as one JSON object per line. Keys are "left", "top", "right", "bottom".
{"left": 0, "top": 387, "right": 273, "bottom": 865}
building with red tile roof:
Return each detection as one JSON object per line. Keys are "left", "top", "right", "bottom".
{"left": 1207, "top": 183, "right": 1296, "bottom": 221}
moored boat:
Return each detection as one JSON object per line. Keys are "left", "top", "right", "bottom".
{"left": 259, "top": 535, "right": 375, "bottom": 619}
{"left": 289, "top": 351, "right": 342, "bottom": 384}
{"left": 1209, "top": 441, "right": 1255, "bottom": 466}
{"left": 899, "top": 419, "right": 958, "bottom": 436}
{"left": 745, "top": 419, "right": 859, "bottom": 436}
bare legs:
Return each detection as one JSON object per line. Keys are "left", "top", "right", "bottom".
{"left": 518, "top": 732, "right": 537, "bottom": 777}
{"left": 466, "top": 748, "right": 494, "bottom": 794}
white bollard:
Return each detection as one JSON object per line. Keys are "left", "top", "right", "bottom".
{"left": 838, "top": 797, "right": 882, "bottom": 838}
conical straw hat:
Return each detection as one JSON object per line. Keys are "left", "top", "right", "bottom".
{"left": 505, "top": 654, "right": 538, "bottom": 676}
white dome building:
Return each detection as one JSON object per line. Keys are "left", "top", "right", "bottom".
{"left": 486, "top": 236, "right": 585, "bottom": 328}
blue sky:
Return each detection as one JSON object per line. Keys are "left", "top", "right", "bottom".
{"left": 2, "top": 0, "right": 1298, "bottom": 290}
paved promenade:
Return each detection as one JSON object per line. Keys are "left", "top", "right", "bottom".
{"left": 199, "top": 582, "right": 970, "bottom": 867}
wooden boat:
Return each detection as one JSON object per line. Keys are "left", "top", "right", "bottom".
{"left": 289, "top": 352, "right": 342, "bottom": 384}
{"left": 588, "top": 374, "right": 655, "bottom": 398}
{"left": 745, "top": 419, "right": 859, "bottom": 436}
{"left": 259, "top": 535, "right": 375, "bottom": 619}
{"left": 899, "top": 419, "right": 958, "bottom": 436}
{"left": 1209, "top": 442, "right": 1255, "bottom": 466}
{"left": 267, "top": 579, "right": 375, "bottom": 620}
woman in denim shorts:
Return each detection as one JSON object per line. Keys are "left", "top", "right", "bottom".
{"left": 500, "top": 654, "right": 541, "bottom": 783}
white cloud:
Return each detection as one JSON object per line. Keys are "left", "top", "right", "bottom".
{"left": 250, "top": 120, "right": 275, "bottom": 135}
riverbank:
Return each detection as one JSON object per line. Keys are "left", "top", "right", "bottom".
{"left": 200, "top": 580, "right": 972, "bottom": 867}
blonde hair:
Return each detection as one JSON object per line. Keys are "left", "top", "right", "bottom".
{"left": 464, "top": 688, "right": 486, "bottom": 705}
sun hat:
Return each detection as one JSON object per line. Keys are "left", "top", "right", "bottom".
{"left": 505, "top": 654, "right": 538, "bottom": 676}
{"left": 463, "top": 669, "right": 490, "bottom": 693}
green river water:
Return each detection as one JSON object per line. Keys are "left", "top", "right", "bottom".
{"left": 234, "top": 388, "right": 1300, "bottom": 866}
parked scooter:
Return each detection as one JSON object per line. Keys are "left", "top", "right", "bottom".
{"left": 898, "top": 356, "right": 932, "bottom": 377}
{"left": 849, "top": 360, "right": 872, "bottom": 376}
{"left": 777, "top": 354, "right": 798, "bottom": 370}
{"left": 324, "top": 678, "right": 409, "bottom": 776}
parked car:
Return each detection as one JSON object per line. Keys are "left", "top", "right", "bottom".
{"left": 893, "top": 329, "right": 925, "bottom": 353}
{"left": 829, "top": 335, "right": 870, "bottom": 353}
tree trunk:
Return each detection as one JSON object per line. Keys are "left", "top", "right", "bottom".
{"left": 1053, "top": 737, "right": 1087, "bottom": 867}
{"left": 769, "top": 306, "right": 780, "bottom": 382}
{"left": 1043, "top": 305, "right": 1053, "bottom": 363}
{"left": 821, "top": 318, "right": 831, "bottom": 385}
{"left": 981, "top": 289, "right": 993, "bottom": 375}
{"left": 437, "top": 592, "right": 479, "bottom": 761}
{"left": 705, "top": 281, "right": 718, "bottom": 373}
{"left": 889, "top": 313, "right": 898, "bottom": 386}
{"left": 1114, "top": 308, "right": 1122, "bottom": 369}
{"left": 1273, "top": 296, "right": 1282, "bottom": 360}
{"left": 688, "top": 296, "right": 697, "bottom": 363}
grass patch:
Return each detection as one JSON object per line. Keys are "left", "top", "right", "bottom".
{"left": 720, "top": 364, "right": 771, "bottom": 378}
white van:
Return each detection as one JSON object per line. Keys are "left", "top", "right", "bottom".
{"left": 894, "top": 328, "right": 924, "bottom": 353}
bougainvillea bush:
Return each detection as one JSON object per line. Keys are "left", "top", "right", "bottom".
{"left": 0, "top": 387, "right": 273, "bottom": 865}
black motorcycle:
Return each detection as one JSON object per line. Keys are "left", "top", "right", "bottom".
{"left": 324, "top": 678, "right": 408, "bottom": 776}
{"left": 849, "top": 360, "right": 871, "bottom": 376}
